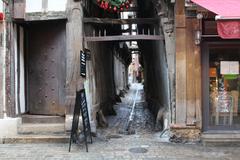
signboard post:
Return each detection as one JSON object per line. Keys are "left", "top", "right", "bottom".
{"left": 69, "top": 89, "right": 92, "bottom": 152}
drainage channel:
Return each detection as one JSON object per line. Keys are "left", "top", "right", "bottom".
{"left": 123, "top": 88, "right": 139, "bottom": 134}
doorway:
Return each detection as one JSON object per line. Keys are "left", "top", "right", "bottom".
{"left": 202, "top": 42, "right": 240, "bottom": 131}
{"left": 26, "top": 21, "right": 66, "bottom": 116}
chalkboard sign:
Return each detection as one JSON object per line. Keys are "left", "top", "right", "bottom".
{"left": 80, "top": 51, "right": 86, "bottom": 77}
{"left": 69, "top": 89, "right": 92, "bottom": 152}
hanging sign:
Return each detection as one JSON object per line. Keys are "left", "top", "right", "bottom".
{"left": 220, "top": 61, "right": 239, "bottom": 75}
{"left": 217, "top": 21, "right": 240, "bottom": 39}
{"left": 80, "top": 51, "right": 86, "bottom": 77}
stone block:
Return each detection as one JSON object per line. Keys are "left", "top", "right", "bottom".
{"left": 0, "top": 118, "right": 22, "bottom": 138}
{"left": 170, "top": 126, "right": 201, "bottom": 142}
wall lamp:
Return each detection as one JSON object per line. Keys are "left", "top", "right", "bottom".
{"left": 195, "top": 13, "right": 203, "bottom": 45}
{"left": 195, "top": 30, "right": 201, "bottom": 45}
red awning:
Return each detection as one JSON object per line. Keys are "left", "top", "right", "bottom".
{"left": 217, "top": 21, "right": 240, "bottom": 39}
{"left": 191, "top": 0, "right": 240, "bottom": 39}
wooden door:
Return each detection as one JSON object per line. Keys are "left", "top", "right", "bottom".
{"left": 27, "top": 21, "right": 66, "bottom": 115}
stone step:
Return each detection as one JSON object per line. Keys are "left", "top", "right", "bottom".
{"left": 18, "top": 123, "right": 65, "bottom": 135}
{"left": 201, "top": 132, "right": 240, "bottom": 146}
{"left": 1, "top": 134, "right": 69, "bottom": 144}
{"left": 21, "top": 115, "right": 65, "bottom": 124}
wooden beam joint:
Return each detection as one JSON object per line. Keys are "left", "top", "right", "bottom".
{"left": 83, "top": 17, "right": 159, "bottom": 25}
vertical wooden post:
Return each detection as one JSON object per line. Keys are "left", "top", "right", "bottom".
{"left": 186, "top": 19, "right": 196, "bottom": 125}
{"left": 194, "top": 31, "right": 202, "bottom": 129}
{"left": 65, "top": 0, "right": 84, "bottom": 116}
{"left": 160, "top": 16, "right": 175, "bottom": 123}
{"left": 175, "top": 0, "right": 187, "bottom": 125}
{"left": 0, "top": 22, "right": 4, "bottom": 118}
{"left": 4, "top": 2, "right": 16, "bottom": 118}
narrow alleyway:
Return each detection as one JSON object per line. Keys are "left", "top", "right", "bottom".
{"left": 97, "top": 83, "right": 155, "bottom": 139}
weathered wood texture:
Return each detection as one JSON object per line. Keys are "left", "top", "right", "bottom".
{"left": 83, "top": 18, "right": 159, "bottom": 25}
{"left": 175, "top": 0, "right": 202, "bottom": 128}
{"left": 6, "top": 22, "right": 16, "bottom": 117}
{"left": 86, "top": 41, "right": 117, "bottom": 127}
{"left": 186, "top": 19, "right": 196, "bottom": 125}
{"left": 65, "top": 1, "right": 84, "bottom": 114}
{"left": 27, "top": 21, "right": 66, "bottom": 115}
{"left": 175, "top": 0, "right": 187, "bottom": 125}
{"left": 161, "top": 16, "right": 175, "bottom": 123}
{"left": 194, "top": 32, "right": 202, "bottom": 129}
{"left": 84, "top": 35, "right": 163, "bottom": 42}
{"left": 24, "top": 12, "right": 67, "bottom": 21}
{"left": 140, "top": 39, "right": 170, "bottom": 120}
{"left": 0, "top": 23, "right": 3, "bottom": 118}
{"left": 186, "top": 20, "right": 202, "bottom": 128}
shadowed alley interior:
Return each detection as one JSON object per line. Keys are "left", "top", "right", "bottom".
{"left": 83, "top": 0, "right": 171, "bottom": 132}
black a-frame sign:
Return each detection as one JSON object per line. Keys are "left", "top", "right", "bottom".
{"left": 69, "top": 89, "right": 92, "bottom": 152}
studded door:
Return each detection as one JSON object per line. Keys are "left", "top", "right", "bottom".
{"left": 28, "top": 21, "right": 66, "bottom": 115}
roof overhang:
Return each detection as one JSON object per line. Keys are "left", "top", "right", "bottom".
{"left": 191, "top": 0, "right": 240, "bottom": 39}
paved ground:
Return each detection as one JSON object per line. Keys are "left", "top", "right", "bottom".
{"left": 1, "top": 136, "right": 239, "bottom": 160}
{"left": 0, "top": 83, "right": 239, "bottom": 160}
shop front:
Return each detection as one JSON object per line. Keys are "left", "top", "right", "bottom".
{"left": 202, "top": 42, "right": 240, "bottom": 131}
{"left": 191, "top": 0, "right": 240, "bottom": 143}
{"left": 173, "top": 0, "right": 240, "bottom": 143}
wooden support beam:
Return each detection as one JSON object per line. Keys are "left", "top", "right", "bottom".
{"left": 84, "top": 35, "right": 163, "bottom": 42}
{"left": 121, "top": 28, "right": 137, "bottom": 33}
{"left": 175, "top": 0, "right": 187, "bottom": 125}
{"left": 121, "top": 7, "right": 139, "bottom": 12}
{"left": 83, "top": 17, "right": 159, "bottom": 25}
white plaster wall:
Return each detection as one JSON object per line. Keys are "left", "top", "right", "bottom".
{"left": 0, "top": 118, "right": 21, "bottom": 138}
{"left": 20, "top": 27, "right": 25, "bottom": 113}
{"left": 14, "top": 25, "right": 18, "bottom": 114}
{"left": 26, "top": 0, "right": 42, "bottom": 12}
{"left": 0, "top": 1, "right": 3, "bottom": 12}
{"left": 14, "top": 26, "right": 26, "bottom": 115}
{"left": 48, "top": 0, "right": 67, "bottom": 11}
{"left": 26, "top": 0, "right": 67, "bottom": 13}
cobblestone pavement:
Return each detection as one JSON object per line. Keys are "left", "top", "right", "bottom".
{"left": 0, "top": 133, "right": 239, "bottom": 160}
{"left": 0, "top": 83, "right": 239, "bottom": 160}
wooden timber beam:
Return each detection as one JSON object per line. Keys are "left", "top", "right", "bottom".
{"left": 84, "top": 35, "right": 163, "bottom": 42}
{"left": 121, "top": 28, "right": 137, "bottom": 33}
{"left": 121, "top": 7, "right": 139, "bottom": 12}
{"left": 83, "top": 17, "right": 159, "bottom": 25}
